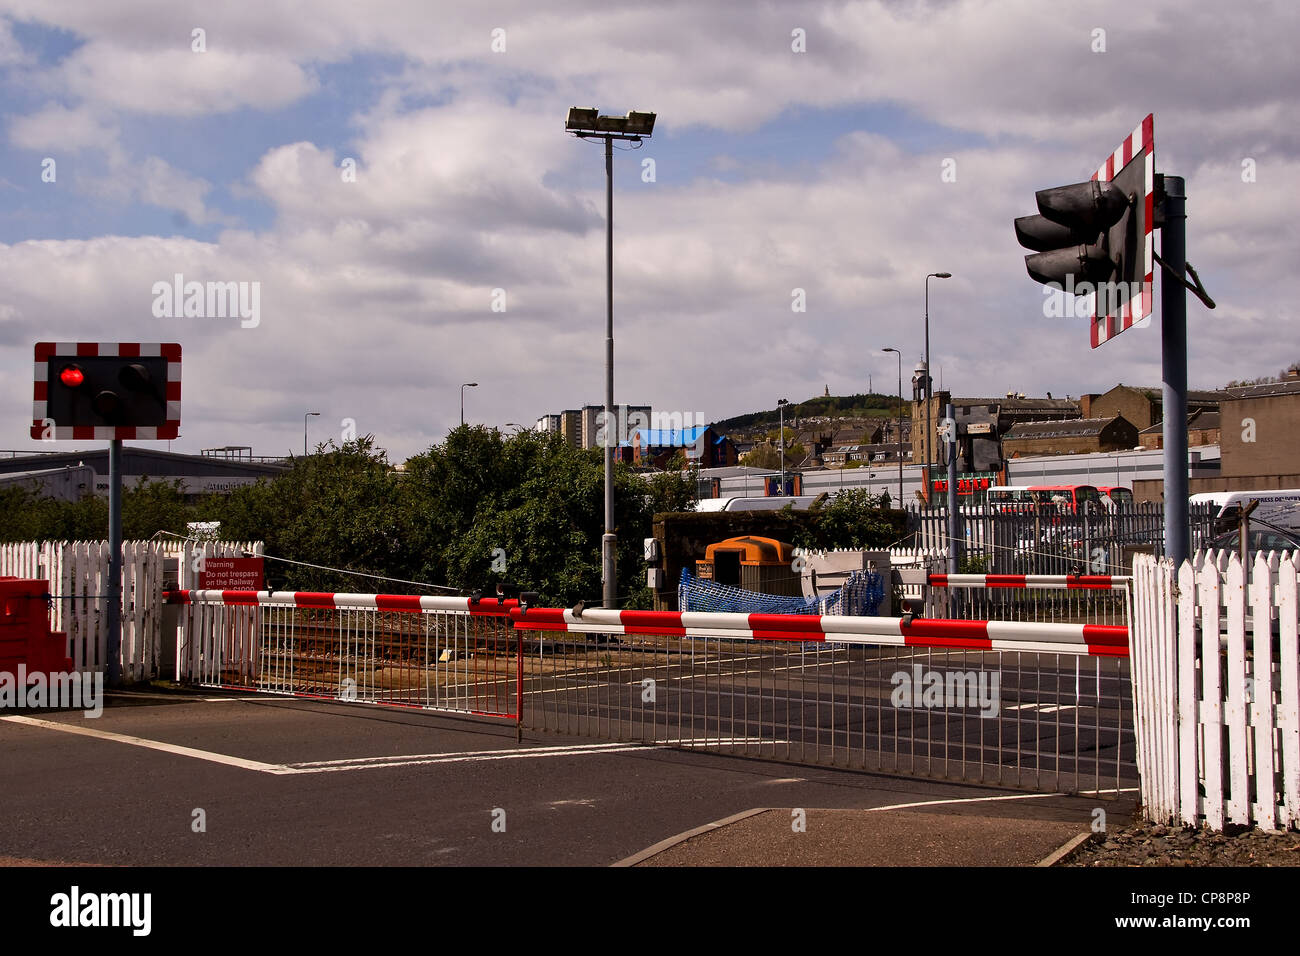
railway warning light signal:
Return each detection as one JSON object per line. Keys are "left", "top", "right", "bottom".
{"left": 1014, "top": 179, "right": 1135, "bottom": 288}
{"left": 37, "top": 345, "right": 178, "bottom": 436}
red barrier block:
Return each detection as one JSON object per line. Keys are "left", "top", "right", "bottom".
{"left": 0, "top": 578, "right": 74, "bottom": 679}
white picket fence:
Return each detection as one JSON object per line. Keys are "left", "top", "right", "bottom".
{"left": 1131, "top": 551, "right": 1300, "bottom": 830}
{"left": 0, "top": 539, "right": 263, "bottom": 682}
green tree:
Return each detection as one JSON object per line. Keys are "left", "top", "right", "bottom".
{"left": 793, "top": 488, "right": 896, "bottom": 551}
{"left": 122, "top": 478, "right": 193, "bottom": 540}
{"left": 202, "top": 437, "right": 408, "bottom": 592}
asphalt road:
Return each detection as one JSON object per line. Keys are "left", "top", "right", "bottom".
{"left": 0, "top": 690, "right": 1126, "bottom": 867}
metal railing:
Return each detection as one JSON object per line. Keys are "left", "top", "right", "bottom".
{"left": 168, "top": 589, "right": 1137, "bottom": 796}
{"left": 920, "top": 572, "right": 1133, "bottom": 626}
{"left": 170, "top": 590, "right": 521, "bottom": 723}
{"left": 905, "top": 501, "right": 1218, "bottom": 575}
{"left": 513, "top": 607, "right": 1135, "bottom": 796}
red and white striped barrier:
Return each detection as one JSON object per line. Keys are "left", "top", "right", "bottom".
{"left": 927, "top": 573, "right": 1130, "bottom": 591}
{"left": 166, "top": 590, "right": 517, "bottom": 615}
{"left": 166, "top": 590, "right": 1128, "bottom": 657}
{"left": 508, "top": 606, "right": 1128, "bottom": 658}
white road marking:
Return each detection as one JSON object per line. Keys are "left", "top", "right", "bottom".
{"left": 3, "top": 716, "right": 664, "bottom": 775}
{"left": 287, "top": 743, "right": 653, "bottom": 773}
{"left": 290, "top": 741, "right": 634, "bottom": 767}
{"left": 860, "top": 792, "right": 1063, "bottom": 812}
{"left": 1006, "top": 703, "right": 1080, "bottom": 714}
{"left": 0, "top": 715, "right": 301, "bottom": 774}
{"left": 653, "top": 738, "right": 790, "bottom": 747}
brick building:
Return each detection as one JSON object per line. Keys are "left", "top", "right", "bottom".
{"left": 1002, "top": 416, "right": 1139, "bottom": 457}
{"left": 1137, "top": 409, "right": 1221, "bottom": 450}
{"left": 1080, "top": 384, "right": 1224, "bottom": 431}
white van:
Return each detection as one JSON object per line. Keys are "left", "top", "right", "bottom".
{"left": 1189, "top": 489, "right": 1300, "bottom": 533}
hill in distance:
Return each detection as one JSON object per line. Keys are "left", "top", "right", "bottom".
{"left": 711, "top": 393, "right": 910, "bottom": 436}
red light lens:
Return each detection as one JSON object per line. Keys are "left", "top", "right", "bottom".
{"left": 59, "top": 365, "right": 85, "bottom": 387}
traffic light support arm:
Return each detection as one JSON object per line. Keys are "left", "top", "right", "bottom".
{"left": 1152, "top": 250, "right": 1216, "bottom": 310}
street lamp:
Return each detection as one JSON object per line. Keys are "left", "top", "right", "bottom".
{"left": 461, "top": 382, "right": 478, "bottom": 427}
{"left": 777, "top": 398, "right": 790, "bottom": 492}
{"left": 566, "top": 106, "right": 656, "bottom": 609}
{"left": 882, "top": 348, "right": 903, "bottom": 505}
{"left": 924, "top": 272, "right": 952, "bottom": 483}
{"left": 303, "top": 411, "right": 320, "bottom": 457}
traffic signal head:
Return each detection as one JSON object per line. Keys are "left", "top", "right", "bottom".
{"left": 1014, "top": 179, "right": 1134, "bottom": 288}
{"left": 33, "top": 343, "right": 181, "bottom": 440}
{"left": 1014, "top": 114, "right": 1155, "bottom": 349}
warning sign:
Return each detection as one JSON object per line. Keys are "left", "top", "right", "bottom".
{"left": 199, "top": 557, "right": 265, "bottom": 591}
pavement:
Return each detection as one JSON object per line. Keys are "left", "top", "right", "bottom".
{"left": 0, "top": 689, "right": 1131, "bottom": 867}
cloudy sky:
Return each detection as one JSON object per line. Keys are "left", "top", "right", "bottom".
{"left": 1, "top": 1, "right": 1295, "bottom": 462}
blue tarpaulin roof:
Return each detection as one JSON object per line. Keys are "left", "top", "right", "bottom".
{"left": 637, "top": 426, "right": 707, "bottom": 446}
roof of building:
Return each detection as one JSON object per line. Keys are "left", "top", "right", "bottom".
{"left": 0, "top": 447, "right": 290, "bottom": 478}
{"left": 1138, "top": 409, "right": 1222, "bottom": 435}
{"left": 1110, "top": 383, "right": 1227, "bottom": 404}
{"left": 1225, "top": 379, "right": 1300, "bottom": 400}
{"left": 949, "top": 397, "right": 1081, "bottom": 415}
{"left": 1003, "top": 416, "right": 1129, "bottom": 440}
{"left": 636, "top": 426, "right": 709, "bottom": 446}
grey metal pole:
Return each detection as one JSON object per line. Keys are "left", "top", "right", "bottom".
{"left": 107, "top": 438, "right": 122, "bottom": 687}
{"left": 924, "top": 283, "right": 932, "bottom": 480}
{"left": 945, "top": 403, "right": 960, "bottom": 574}
{"left": 779, "top": 401, "right": 785, "bottom": 491}
{"left": 1160, "top": 175, "right": 1189, "bottom": 564}
{"left": 895, "top": 352, "right": 903, "bottom": 504}
{"left": 602, "top": 133, "right": 617, "bottom": 608}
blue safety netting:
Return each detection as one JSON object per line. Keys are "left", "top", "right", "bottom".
{"left": 678, "top": 567, "right": 883, "bottom": 616}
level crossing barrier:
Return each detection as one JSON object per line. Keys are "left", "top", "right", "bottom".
{"left": 168, "top": 589, "right": 521, "bottom": 724}
{"left": 511, "top": 604, "right": 1135, "bottom": 796}
{"left": 169, "top": 587, "right": 1137, "bottom": 796}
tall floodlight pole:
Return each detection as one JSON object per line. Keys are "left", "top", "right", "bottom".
{"left": 304, "top": 411, "right": 320, "bottom": 457}
{"left": 924, "top": 272, "right": 952, "bottom": 492}
{"left": 566, "top": 107, "right": 656, "bottom": 609}
{"left": 883, "top": 348, "right": 903, "bottom": 504}
{"left": 461, "top": 382, "right": 478, "bottom": 427}
{"left": 777, "top": 398, "right": 789, "bottom": 492}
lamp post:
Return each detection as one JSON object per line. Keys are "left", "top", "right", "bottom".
{"left": 566, "top": 106, "right": 656, "bottom": 609}
{"left": 461, "top": 382, "right": 478, "bottom": 427}
{"left": 924, "top": 272, "right": 952, "bottom": 484}
{"left": 777, "top": 398, "right": 789, "bottom": 492}
{"left": 882, "top": 347, "right": 903, "bottom": 505}
{"left": 303, "top": 411, "right": 320, "bottom": 457}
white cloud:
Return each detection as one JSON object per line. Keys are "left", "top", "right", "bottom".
{"left": 58, "top": 44, "right": 317, "bottom": 116}
{"left": 1, "top": 0, "right": 1298, "bottom": 459}
{"left": 9, "top": 102, "right": 116, "bottom": 150}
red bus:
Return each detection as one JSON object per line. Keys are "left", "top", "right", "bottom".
{"left": 1026, "top": 484, "right": 1102, "bottom": 513}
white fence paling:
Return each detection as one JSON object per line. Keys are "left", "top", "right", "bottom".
{"left": 1131, "top": 551, "right": 1300, "bottom": 831}
{"left": 0, "top": 539, "right": 263, "bottom": 681}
